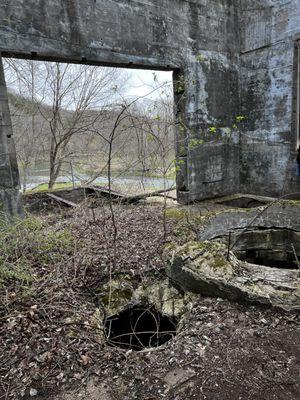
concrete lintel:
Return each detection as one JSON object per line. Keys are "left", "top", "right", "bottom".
{"left": 0, "top": 50, "right": 180, "bottom": 72}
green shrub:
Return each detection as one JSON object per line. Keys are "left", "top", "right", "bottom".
{"left": 0, "top": 216, "right": 74, "bottom": 293}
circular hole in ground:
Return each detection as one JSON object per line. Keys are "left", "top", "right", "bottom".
{"left": 105, "top": 305, "right": 177, "bottom": 351}
{"left": 232, "top": 228, "right": 300, "bottom": 269}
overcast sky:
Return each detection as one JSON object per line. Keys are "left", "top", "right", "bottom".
{"left": 3, "top": 59, "right": 174, "bottom": 108}
{"left": 125, "top": 69, "right": 173, "bottom": 99}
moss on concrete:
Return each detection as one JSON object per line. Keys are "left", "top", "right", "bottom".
{"left": 286, "top": 200, "right": 300, "bottom": 207}
{"left": 165, "top": 240, "right": 300, "bottom": 312}
{"left": 97, "top": 279, "right": 133, "bottom": 315}
{"left": 165, "top": 241, "right": 237, "bottom": 281}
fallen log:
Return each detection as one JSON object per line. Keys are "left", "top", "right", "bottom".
{"left": 155, "top": 193, "right": 178, "bottom": 201}
{"left": 116, "top": 187, "right": 176, "bottom": 204}
{"left": 86, "top": 185, "right": 125, "bottom": 200}
{"left": 45, "top": 193, "right": 77, "bottom": 208}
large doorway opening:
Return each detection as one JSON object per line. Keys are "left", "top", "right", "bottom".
{"left": 3, "top": 58, "right": 175, "bottom": 197}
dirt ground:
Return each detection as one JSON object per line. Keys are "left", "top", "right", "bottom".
{"left": 1, "top": 201, "right": 299, "bottom": 400}
{"left": 50, "top": 299, "right": 300, "bottom": 400}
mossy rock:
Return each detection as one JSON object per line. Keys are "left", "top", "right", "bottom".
{"left": 165, "top": 241, "right": 237, "bottom": 276}
{"left": 132, "top": 279, "right": 194, "bottom": 319}
{"left": 97, "top": 279, "right": 133, "bottom": 315}
{"left": 199, "top": 203, "right": 300, "bottom": 242}
{"left": 97, "top": 277, "right": 193, "bottom": 324}
{"left": 165, "top": 241, "right": 300, "bottom": 312}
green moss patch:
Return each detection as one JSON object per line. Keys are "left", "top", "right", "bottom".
{"left": 0, "top": 215, "right": 74, "bottom": 296}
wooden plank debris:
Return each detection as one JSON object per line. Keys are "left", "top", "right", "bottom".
{"left": 45, "top": 193, "right": 77, "bottom": 208}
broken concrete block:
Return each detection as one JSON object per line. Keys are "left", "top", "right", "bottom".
{"left": 165, "top": 241, "right": 300, "bottom": 312}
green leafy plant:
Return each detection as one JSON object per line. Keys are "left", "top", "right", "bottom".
{"left": 189, "top": 138, "right": 204, "bottom": 150}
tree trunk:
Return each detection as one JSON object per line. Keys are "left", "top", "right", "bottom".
{"left": 48, "top": 153, "right": 56, "bottom": 189}
{"left": 49, "top": 136, "right": 59, "bottom": 189}
{"left": 22, "top": 165, "right": 29, "bottom": 193}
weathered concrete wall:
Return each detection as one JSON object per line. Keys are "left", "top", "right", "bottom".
{"left": 0, "top": 0, "right": 183, "bottom": 69}
{"left": 0, "top": 0, "right": 299, "bottom": 211}
{"left": 0, "top": 57, "right": 23, "bottom": 217}
{"left": 239, "top": 0, "right": 300, "bottom": 197}
{"left": 0, "top": 0, "right": 240, "bottom": 206}
{"left": 173, "top": 0, "right": 241, "bottom": 202}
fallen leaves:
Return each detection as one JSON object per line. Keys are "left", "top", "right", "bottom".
{"left": 0, "top": 204, "right": 300, "bottom": 400}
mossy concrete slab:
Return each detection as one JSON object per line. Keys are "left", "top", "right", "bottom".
{"left": 199, "top": 203, "right": 300, "bottom": 241}
{"left": 165, "top": 241, "right": 300, "bottom": 312}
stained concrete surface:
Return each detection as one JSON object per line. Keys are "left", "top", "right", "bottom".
{"left": 0, "top": 1, "right": 300, "bottom": 215}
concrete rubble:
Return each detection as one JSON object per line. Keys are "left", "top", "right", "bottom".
{"left": 165, "top": 203, "right": 300, "bottom": 311}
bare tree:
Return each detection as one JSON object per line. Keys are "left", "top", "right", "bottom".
{"left": 4, "top": 59, "right": 128, "bottom": 189}
{"left": 5, "top": 60, "right": 47, "bottom": 191}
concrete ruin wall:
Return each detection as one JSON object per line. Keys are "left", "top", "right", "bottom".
{"left": 0, "top": 0, "right": 299, "bottom": 214}
{"left": 239, "top": 0, "right": 300, "bottom": 198}
{"left": 0, "top": 57, "right": 23, "bottom": 216}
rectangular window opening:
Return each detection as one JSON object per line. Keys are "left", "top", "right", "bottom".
{"left": 2, "top": 57, "right": 176, "bottom": 196}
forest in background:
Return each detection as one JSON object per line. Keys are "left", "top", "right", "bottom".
{"left": 4, "top": 59, "right": 175, "bottom": 191}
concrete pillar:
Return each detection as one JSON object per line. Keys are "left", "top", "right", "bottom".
{"left": 0, "top": 55, "right": 23, "bottom": 218}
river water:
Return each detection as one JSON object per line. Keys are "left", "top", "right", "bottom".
{"left": 22, "top": 170, "right": 175, "bottom": 192}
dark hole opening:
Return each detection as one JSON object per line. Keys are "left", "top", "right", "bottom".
{"left": 238, "top": 249, "right": 299, "bottom": 270}
{"left": 105, "top": 305, "right": 177, "bottom": 351}
{"left": 231, "top": 229, "right": 300, "bottom": 270}
{"left": 216, "top": 197, "right": 267, "bottom": 209}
